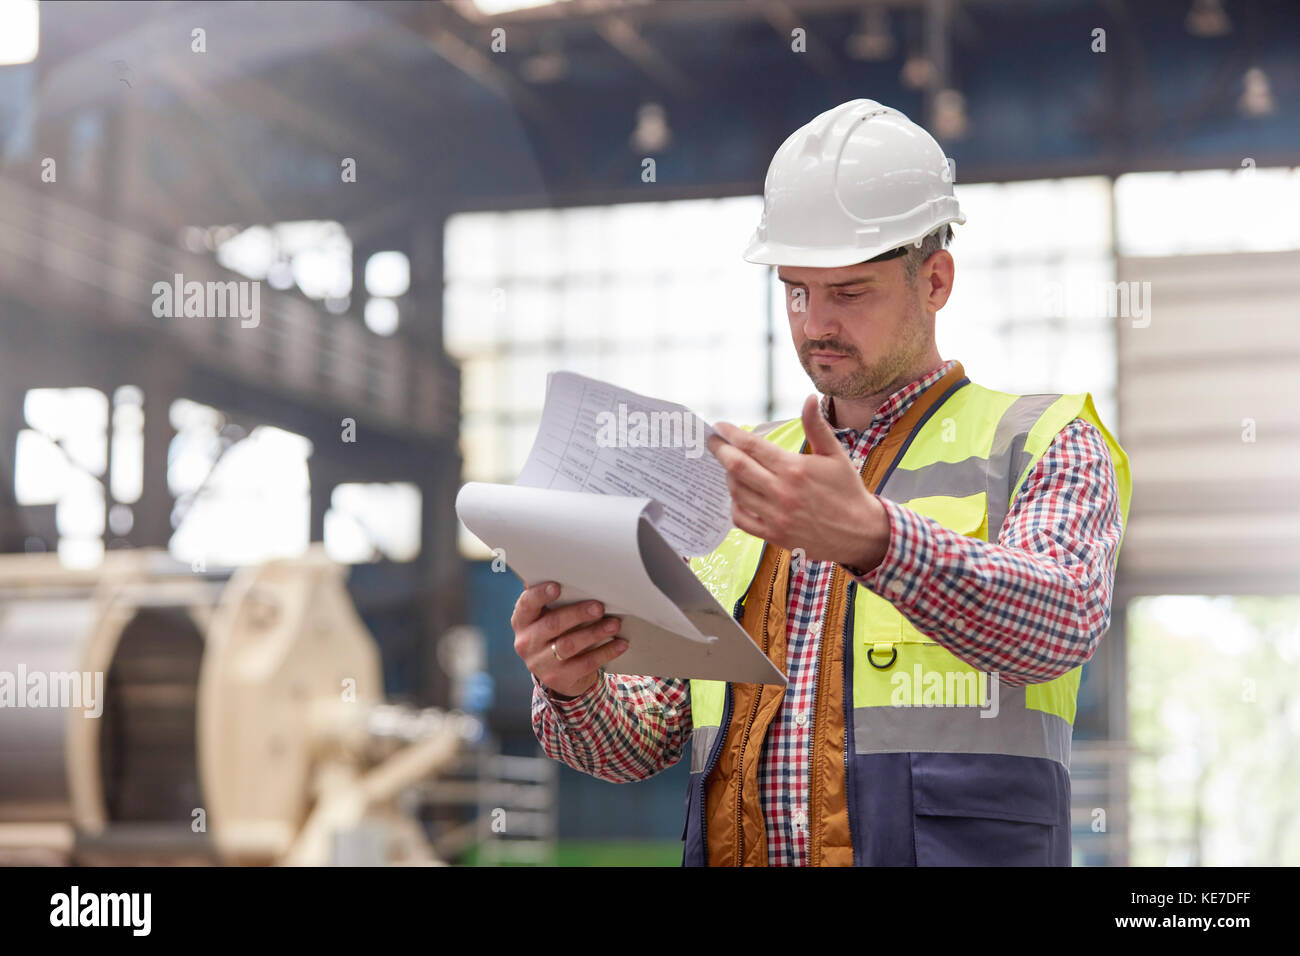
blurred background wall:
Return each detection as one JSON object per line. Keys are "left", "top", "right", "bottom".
{"left": 0, "top": 0, "right": 1297, "bottom": 865}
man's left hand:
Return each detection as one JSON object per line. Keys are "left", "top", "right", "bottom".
{"left": 708, "top": 395, "right": 890, "bottom": 571}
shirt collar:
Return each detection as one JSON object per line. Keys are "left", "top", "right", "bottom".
{"left": 819, "top": 358, "right": 959, "bottom": 439}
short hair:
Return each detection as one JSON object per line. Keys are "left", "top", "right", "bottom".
{"left": 902, "top": 225, "right": 953, "bottom": 283}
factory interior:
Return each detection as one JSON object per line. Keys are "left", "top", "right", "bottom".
{"left": 0, "top": 0, "right": 1298, "bottom": 869}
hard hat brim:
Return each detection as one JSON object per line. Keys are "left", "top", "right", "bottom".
{"left": 742, "top": 213, "right": 965, "bottom": 269}
{"left": 742, "top": 237, "right": 915, "bottom": 269}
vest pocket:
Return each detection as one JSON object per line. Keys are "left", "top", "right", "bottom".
{"left": 853, "top": 587, "right": 902, "bottom": 645}
{"left": 909, "top": 752, "right": 1067, "bottom": 866}
{"left": 913, "top": 813, "right": 1054, "bottom": 866}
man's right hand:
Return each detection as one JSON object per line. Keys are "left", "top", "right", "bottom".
{"left": 512, "top": 582, "right": 628, "bottom": 699}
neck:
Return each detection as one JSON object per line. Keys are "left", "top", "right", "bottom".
{"left": 827, "top": 353, "right": 945, "bottom": 432}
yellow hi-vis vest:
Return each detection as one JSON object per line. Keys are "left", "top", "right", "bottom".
{"left": 681, "top": 374, "right": 1131, "bottom": 866}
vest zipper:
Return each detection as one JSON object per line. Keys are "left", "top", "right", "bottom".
{"left": 697, "top": 597, "right": 745, "bottom": 866}
{"left": 841, "top": 580, "right": 856, "bottom": 862}
{"left": 736, "top": 555, "right": 780, "bottom": 866}
{"left": 699, "top": 682, "right": 732, "bottom": 863}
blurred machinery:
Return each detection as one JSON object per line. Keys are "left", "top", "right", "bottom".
{"left": 0, "top": 547, "right": 483, "bottom": 866}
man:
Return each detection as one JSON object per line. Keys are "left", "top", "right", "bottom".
{"left": 512, "top": 99, "right": 1131, "bottom": 866}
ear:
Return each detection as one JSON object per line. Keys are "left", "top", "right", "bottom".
{"left": 922, "top": 249, "right": 955, "bottom": 311}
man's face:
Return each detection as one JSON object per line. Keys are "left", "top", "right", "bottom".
{"left": 778, "top": 256, "right": 930, "bottom": 401}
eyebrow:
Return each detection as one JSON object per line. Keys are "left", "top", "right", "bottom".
{"left": 777, "top": 274, "right": 877, "bottom": 288}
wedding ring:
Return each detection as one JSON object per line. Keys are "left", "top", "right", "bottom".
{"left": 550, "top": 641, "right": 565, "bottom": 662}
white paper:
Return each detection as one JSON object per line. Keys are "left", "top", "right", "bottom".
{"left": 455, "top": 372, "right": 785, "bottom": 686}
{"left": 514, "top": 372, "right": 734, "bottom": 557}
{"left": 456, "top": 482, "right": 785, "bottom": 685}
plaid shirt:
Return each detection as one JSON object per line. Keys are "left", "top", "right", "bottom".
{"left": 530, "top": 358, "right": 1123, "bottom": 865}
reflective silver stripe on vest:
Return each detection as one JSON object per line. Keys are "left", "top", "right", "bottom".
{"left": 852, "top": 684, "right": 1072, "bottom": 769}
{"left": 985, "top": 394, "right": 1062, "bottom": 543}
{"left": 690, "top": 724, "right": 720, "bottom": 775}
{"left": 880, "top": 457, "right": 988, "bottom": 504}
{"left": 879, "top": 393, "right": 1063, "bottom": 543}
{"left": 751, "top": 418, "right": 794, "bottom": 439}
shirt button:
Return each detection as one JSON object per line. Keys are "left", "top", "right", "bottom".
{"left": 809, "top": 621, "right": 821, "bottom": 638}
{"left": 886, "top": 580, "right": 905, "bottom": 596}
{"left": 794, "top": 710, "right": 809, "bottom": 728}
{"left": 792, "top": 808, "right": 808, "bottom": 826}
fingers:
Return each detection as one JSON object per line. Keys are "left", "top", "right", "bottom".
{"left": 545, "top": 615, "right": 623, "bottom": 665}
{"left": 728, "top": 479, "right": 773, "bottom": 523}
{"left": 561, "top": 632, "right": 630, "bottom": 676}
{"left": 527, "top": 616, "right": 629, "bottom": 696}
{"left": 511, "top": 581, "right": 559, "bottom": 632}
{"left": 529, "top": 600, "right": 611, "bottom": 651}
{"left": 704, "top": 434, "right": 775, "bottom": 539}
{"left": 712, "top": 421, "right": 787, "bottom": 470}
{"left": 800, "top": 393, "right": 844, "bottom": 457}
{"left": 509, "top": 584, "right": 631, "bottom": 696}
{"left": 513, "top": 592, "right": 617, "bottom": 656}
{"left": 709, "top": 433, "right": 785, "bottom": 501}
{"left": 729, "top": 497, "right": 768, "bottom": 539}
{"left": 709, "top": 431, "right": 798, "bottom": 538}
{"left": 712, "top": 439, "right": 780, "bottom": 502}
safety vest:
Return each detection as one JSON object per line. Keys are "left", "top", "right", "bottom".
{"left": 682, "top": 362, "right": 1132, "bottom": 866}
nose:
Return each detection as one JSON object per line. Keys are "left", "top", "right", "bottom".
{"left": 796, "top": 292, "right": 839, "bottom": 341}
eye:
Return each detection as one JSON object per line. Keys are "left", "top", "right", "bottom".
{"left": 837, "top": 290, "right": 864, "bottom": 300}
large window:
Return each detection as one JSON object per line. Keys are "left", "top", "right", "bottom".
{"left": 1116, "top": 167, "right": 1300, "bottom": 256}
{"left": 445, "top": 198, "right": 769, "bottom": 555}
{"left": 167, "top": 399, "right": 311, "bottom": 568}
{"left": 14, "top": 387, "right": 108, "bottom": 567}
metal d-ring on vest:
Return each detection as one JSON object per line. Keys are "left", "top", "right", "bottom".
{"left": 866, "top": 645, "right": 897, "bottom": 669}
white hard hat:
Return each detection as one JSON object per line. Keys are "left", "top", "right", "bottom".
{"left": 743, "top": 99, "right": 965, "bottom": 268}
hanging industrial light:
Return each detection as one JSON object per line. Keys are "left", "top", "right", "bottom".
{"left": 522, "top": 31, "right": 568, "bottom": 84}
{"left": 1238, "top": 67, "right": 1275, "bottom": 117}
{"left": 1185, "top": 0, "right": 1232, "bottom": 38}
{"left": 933, "top": 88, "right": 967, "bottom": 140}
{"left": 846, "top": 6, "right": 895, "bottom": 62}
{"left": 630, "top": 102, "right": 671, "bottom": 153}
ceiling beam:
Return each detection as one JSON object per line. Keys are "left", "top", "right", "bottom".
{"left": 444, "top": 0, "right": 971, "bottom": 30}
{"left": 595, "top": 15, "right": 693, "bottom": 97}
{"left": 152, "top": 58, "right": 276, "bottom": 225}
{"left": 413, "top": 4, "right": 551, "bottom": 122}
{"left": 214, "top": 73, "right": 413, "bottom": 184}
{"left": 760, "top": 1, "right": 841, "bottom": 78}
